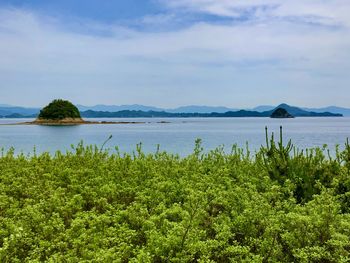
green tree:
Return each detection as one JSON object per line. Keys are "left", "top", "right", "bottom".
{"left": 38, "top": 99, "right": 81, "bottom": 120}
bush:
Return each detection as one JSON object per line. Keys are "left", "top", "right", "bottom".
{"left": 0, "top": 136, "right": 350, "bottom": 261}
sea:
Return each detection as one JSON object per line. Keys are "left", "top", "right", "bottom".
{"left": 0, "top": 117, "right": 350, "bottom": 156}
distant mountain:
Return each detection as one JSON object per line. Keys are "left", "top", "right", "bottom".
{"left": 0, "top": 113, "right": 37, "bottom": 118}
{"left": 0, "top": 106, "right": 40, "bottom": 116}
{"left": 251, "top": 105, "right": 275, "bottom": 112}
{"left": 80, "top": 104, "right": 341, "bottom": 118}
{"left": 77, "top": 104, "right": 238, "bottom": 113}
{"left": 303, "top": 106, "right": 350, "bottom": 117}
{"left": 2, "top": 113, "right": 36, "bottom": 118}
{"left": 267, "top": 104, "right": 342, "bottom": 117}
{"left": 0, "top": 103, "right": 346, "bottom": 117}
{"left": 167, "top": 105, "right": 238, "bottom": 113}
{"left": 267, "top": 103, "right": 310, "bottom": 116}
{"left": 76, "top": 104, "right": 164, "bottom": 112}
{"left": 78, "top": 104, "right": 347, "bottom": 115}
{"left": 270, "top": 108, "right": 294, "bottom": 118}
{"left": 81, "top": 110, "right": 265, "bottom": 118}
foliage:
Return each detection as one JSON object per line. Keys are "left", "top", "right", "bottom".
{"left": 1, "top": 133, "right": 350, "bottom": 262}
{"left": 38, "top": 99, "right": 81, "bottom": 120}
{"left": 270, "top": 108, "right": 294, "bottom": 118}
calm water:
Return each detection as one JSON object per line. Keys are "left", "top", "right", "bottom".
{"left": 0, "top": 117, "right": 350, "bottom": 156}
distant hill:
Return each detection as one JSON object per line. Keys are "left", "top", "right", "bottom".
{"left": 76, "top": 104, "right": 164, "bottom": 112}
{"left": 0, "top": 113, "right": 37, "bottom": 118}
{"left": 303, "top": 106, "right": 350, "bottom": 117}
{"left": 77, "top": 104, "right": 238, "bottom": 113}
{"left": 266, "top": 104, "right": 342, "bottom": 117}
{"left": 0, "top": 103, "right": 345, "bottom": 118}
{"left": 80, "top": 104, "right": 341, "bottom": 118}
{"left": 251, "top": 105, "right": 275, "bottom": 112}
{"left": 270, "top": 108, "right": 294, "bottom": 118}
{"left": 3, "top": 113, "right": 32, "bottom": 118}
{"left": 80, "top": 110, "right": 265, "bottom": 118}
{"left": 75, "top": 104, "right": 350, "bottom": 115}
{"left": 166, "top": 105, "right": 238, "bottom": 113}
{"left": 0, "top": 106, "right": 40, "bottom": 116}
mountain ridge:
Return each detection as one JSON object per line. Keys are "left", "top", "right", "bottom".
{"left": 0, "top": 103, "right": 346, "bottom": 118}
{"left": 79, "top": 107, "right": 341, "bottom": 118}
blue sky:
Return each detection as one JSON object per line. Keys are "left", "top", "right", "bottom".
{"left": 0, "top": 0, "right": 161, "bottom": 21}
{"left": 0, "top": 0, "right": 350, "bottom": 107}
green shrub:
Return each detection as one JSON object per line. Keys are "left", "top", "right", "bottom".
{"left": 0, "top": 137, "right": 350, "bottom": 262}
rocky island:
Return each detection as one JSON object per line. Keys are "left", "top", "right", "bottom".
{"left": 270, "top": 108, "right": 294, "bottom": 119}
{"left": 22, "top": 99, "right": 145, "bottom": 125}
{"left": 32, "top": 99, "right": 86, "bottom": 125}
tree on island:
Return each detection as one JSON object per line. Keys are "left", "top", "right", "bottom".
{"left": 270, "top": 108, "right": 294, "bottom": 118}
{"left": 37, "top": 99, "right": 82, "bottom": 122}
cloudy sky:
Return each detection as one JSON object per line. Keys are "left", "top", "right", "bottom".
{"left": 0, "top": 0, "right": 349, "bottom": 108}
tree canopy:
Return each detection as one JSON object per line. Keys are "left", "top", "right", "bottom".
{"left": 38, "top": 99, "right": 81, "bottom": 120}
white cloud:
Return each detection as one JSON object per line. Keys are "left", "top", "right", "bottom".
{"left": 0, "top": 4, "right": 349, "bottom": 107}
{"left": 161, "top": 0, "right": 350, "bottom": 27}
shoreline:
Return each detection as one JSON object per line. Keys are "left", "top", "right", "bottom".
{"left": 0, "top": 120, "right": 173, "bottom": 126}
{"left": 0, "top": 121, "right": 147, "bottom": 126}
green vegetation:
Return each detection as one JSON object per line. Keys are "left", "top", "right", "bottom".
{"left": 38, "top": 99, "right": 81, "bottom": 120}
{"left": 270, "top": 108, "right": 294, "bottom": 118}
{"left": 1, "top": 130, "right": 350, "bottom": 262}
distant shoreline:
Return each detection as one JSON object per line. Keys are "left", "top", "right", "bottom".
{"left": 0, "top": 120, "right": 175, "bottom": 126}
{"left": 1, "top": 109, "right": 343, "bottom": 119}
{"left": 0, "top": 103, "right": 346, "bottom": 118}
{"left": 0, "top": 120, "right": 147, "bottom": 126}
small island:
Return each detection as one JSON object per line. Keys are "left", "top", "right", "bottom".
{"left": 20, "top": 99, "right": 145, "bottom": 126}
{"left": 33, "top": 99, "right": 86, "bottom": 125}
{"left": 270, "top": 108, "right": 294, "bottom": 119}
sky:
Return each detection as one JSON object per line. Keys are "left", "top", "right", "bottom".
{"left": 0, "top": 0, "right": 349, "bottom": 108}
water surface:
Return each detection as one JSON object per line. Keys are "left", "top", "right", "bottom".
{"left": 0, "top": 117, "right": 349, "bottom": 156}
